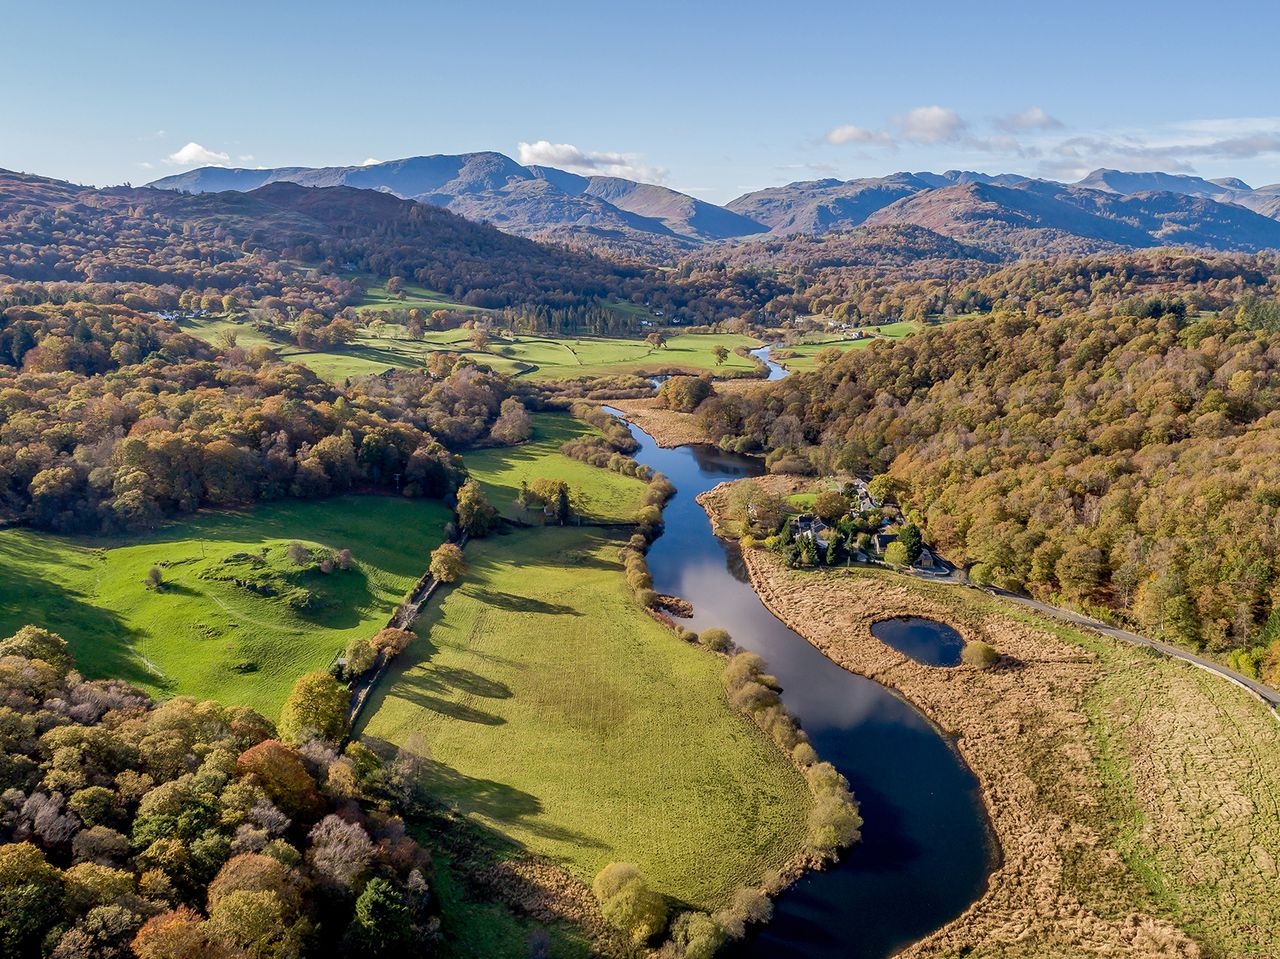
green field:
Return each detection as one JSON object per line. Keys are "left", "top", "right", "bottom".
{"left": 0, "top": 496, "right": 450, "bottom": 716}
{"left": 775, "top": 321, "right": 925, "bottom": 370}
{"left": 354, "top": 277, "right": 478, "bottom": 315}
{"left": 179, "top": 312, "right": 761, "bottom": 384}
{"left": 357, "top": 527, "right": 811, "bottom": 909}
{"left": 462, "top": 413, "right": 649, "bottom": 523}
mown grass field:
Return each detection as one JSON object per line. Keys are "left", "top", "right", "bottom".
{"left": 179, "top": 310, "right": 760, "bottom": 383}
{"left": 0, "top": 496, "right": 450, "bottom": 717}
{"left": 462, "top": 413, "right": 649, "bottom": 523}
{"left": 357, "top": 527, "right": 812, "bottom": 910}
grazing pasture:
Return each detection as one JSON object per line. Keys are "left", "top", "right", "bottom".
{"left": 357, "top": 527, "right": 811, "bottom": 910}
{"left": 0, "top": 496, "right": 450, "bottom": 716}
{"left": 179, "top": 308, "right": 761, "bottom": 383}
{"left": 462, "top": 413, "right": 649, "bottom": 523}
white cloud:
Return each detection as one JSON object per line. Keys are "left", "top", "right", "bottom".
{"left": 165, "top": 142, "right": 231, "bottom": 167}
{"left": 896, "top": 106, "right": 966, "bottom": 144}
{"left": 825, "top": 124, "right": 893, "bottom": 146}
{"left": 517, "top": 140, "right": 667, "bottom": 183}
{"left": 995, "top": 107, "right": 1063, "bottom": 132}
{"left": 825, "top": 105, "right": 967, "bottom": 149}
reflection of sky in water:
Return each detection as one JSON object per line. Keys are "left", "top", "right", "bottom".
{"left": 613, "top": 409, "right": 993, "bottom": 959}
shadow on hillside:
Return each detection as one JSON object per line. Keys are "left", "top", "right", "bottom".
{"left": 0, "top": 542, "right": 159, "bottom": 690}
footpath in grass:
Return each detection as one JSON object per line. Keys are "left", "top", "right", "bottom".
{"left": 462, "top": 413, "right": 649, "bottom": 523}
{"left": 357, "top": 527, "right": 812, "bottom": 911}
{"left": 0, "top": 496, "right": 451, "bottom": 717}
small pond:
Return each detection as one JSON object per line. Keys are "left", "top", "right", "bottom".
{"left": 870, "top": 617, "right": 966, "bottom": 667}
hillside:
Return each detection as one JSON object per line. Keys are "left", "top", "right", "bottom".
{"left": 149, "top": 155, "right": 1280, "bottom": 261}
{"left": 0, "top": 168, "right": 658, "bottom": 310}
{"left": 149, "top": 151, "right": 759, "bottom": 249}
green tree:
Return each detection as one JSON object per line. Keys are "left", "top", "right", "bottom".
{"left": 0, "top": 843, "right": 63, "bottom": 958}
{"left": 897, "top": 524, "right": 923, "bottom": 562}
{"left": 347, "top": 877, "right": 414, "bottom": 957}
{"left": 278, "top": 672, "right": 348, "bottom": 745}
{"left": 713, "top": 345, "right": 730, "bottom": 366}
{"left": 883, "top": 542, "right": 910, "bottom": 567}
{"left": 456, "top": 478, "right": 498, "bottom": 537}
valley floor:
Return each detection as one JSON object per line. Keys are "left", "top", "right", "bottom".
{"left": 355, "top": 525, "right": 813, "bottom": 915}
{"left": 700, "top": 476, "right": 1280, "bottom": 959}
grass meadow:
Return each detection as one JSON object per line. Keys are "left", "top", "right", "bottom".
{"left": 357, "top": 527, "right": 812, "bottom": 910}
{"left": 0, "top": 496, "right": 450, "bottom": 717}
{"left": 462, "top": 413, "right": 649, "bottom": 523}
{"left": 180, "top": 308, "right": 761, "bottom": 384}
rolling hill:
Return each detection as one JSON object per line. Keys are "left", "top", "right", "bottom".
{"left": 143, "top": 156, "right": 1280, "bottom": 261}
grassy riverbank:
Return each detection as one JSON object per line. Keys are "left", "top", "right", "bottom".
{"left": 0, "top": 496, "right": 451, "bottom": 715}
{"left": 357, "top": 526, "right": 812, "bottom": 911}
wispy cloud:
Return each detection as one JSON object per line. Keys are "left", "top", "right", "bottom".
{"left": 995, "top": 107, "right": 1063, "bottom": 132}
{"left": 165, "top": 142, "right": 231, "bottom": 167}
{"left": 825, "top": 125, "right": 893, "bottom": 146}
{"left": 517, "top": 140, "right": 667, "bottom": 183}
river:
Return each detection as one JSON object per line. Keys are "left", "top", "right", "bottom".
{"left": 606, "top": 347, "right": 993, "bottom": 957}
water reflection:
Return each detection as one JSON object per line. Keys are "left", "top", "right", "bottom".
{"left": 616, "top": 414, "right": 992, "bottom": 959}
{"left": 871, "top": 617, "right": 967, "bottom": 668}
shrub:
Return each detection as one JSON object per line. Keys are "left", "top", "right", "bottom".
{"left": 698, "top": 628, "right": 732, "bottom": 653}
{"left": 146, "top": 566, "right": 164, "bottom": 590}
{"left": 336, "top": 548, "right": 353, "bottom": 571}
{"left": 286, "top": 542, "right": 311, "bottom": 566}
{"left": 668, "top": 910, "right": 723, "bottom": 958}
{"left": 961, "top": 640, "right": 999, "bottom": 669}
{"left": 592, "top": 863, "right": 668, "bottom": 946}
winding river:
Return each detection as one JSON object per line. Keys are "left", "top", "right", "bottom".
{"left": 607, "top": 349, "right": 993, "bottom": 957}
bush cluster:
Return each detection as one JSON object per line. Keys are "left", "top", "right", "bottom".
{"left": 0, "top": 626, "right": 440, "bottom": 959}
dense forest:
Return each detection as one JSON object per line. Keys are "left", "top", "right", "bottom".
{"left": 0, "top": 626, "right": 439, "bottom": 959}
{"left": 0, "top": 170, "right": 777, "bottom": 328}
{"left": 682, "top": 243, "right": 1280, "bottom": 326}
{"left": 698, "top": 289, "right": 1280, "bottom": 683}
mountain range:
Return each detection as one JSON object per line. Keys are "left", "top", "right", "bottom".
{"left": 148, "top": 155, "right": 1280, "bottom": 260}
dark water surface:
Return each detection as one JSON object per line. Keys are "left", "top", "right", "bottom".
{"left": 612, "top": 404, "right": 992, "bottom": 958}
{"left": 870, "top": 617, "right": 967, "bottom": 668}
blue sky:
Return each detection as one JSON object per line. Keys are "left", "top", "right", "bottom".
{"left": 6, "top": 0, "right": 1280, "bottom": 202}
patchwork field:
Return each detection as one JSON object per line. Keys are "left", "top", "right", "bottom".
{"left": 179, "top": 309, "right": 760, "bottom": 383}
{"left": 0, "top": 496, "right": 451, "bottom": 716}
{"left": 356, "top": 527, "right": 812, "bottom": 911}
{"left": 462, "top": 413, "right": 649, "bottom": 523}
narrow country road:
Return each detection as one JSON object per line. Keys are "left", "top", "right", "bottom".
{"left": 977, "top": 584, "right": 1280, "bottom": 712}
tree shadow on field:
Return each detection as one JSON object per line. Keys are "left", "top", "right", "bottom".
{"left": 362, "top": 735, "right": 607, "bottom": 851}
{"left": 0, "top": 540, "right": 158, "bottom": 690}
{"left": 468, "top": 588, "right": 582, "bottom": 617}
